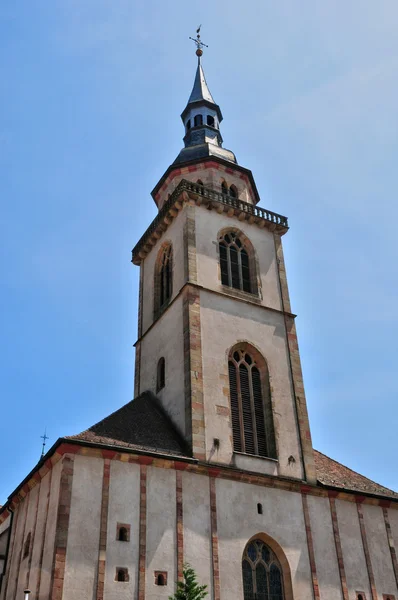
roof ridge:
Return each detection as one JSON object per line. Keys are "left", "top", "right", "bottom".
{"left": 314, "top": 449, "right": 397, "bottom": 496}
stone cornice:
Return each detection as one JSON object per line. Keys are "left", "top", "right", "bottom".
{"left": 132, "top": 179, "right": 288, "bottom": 265}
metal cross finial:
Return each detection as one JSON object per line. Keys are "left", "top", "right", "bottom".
{"left": 40, "top": 428, "right": 49, "bottom": 459}
{"left": 189, "top": 25, "right": 208, "bottom": 61}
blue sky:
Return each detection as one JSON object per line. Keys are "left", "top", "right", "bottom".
{"left": 1, "top": 1, "right": 397, "bottom": 503}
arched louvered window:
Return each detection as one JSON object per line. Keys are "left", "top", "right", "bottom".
{"left": 228, "top": 347, "right": 276, "bottom": 458}
{"left": 194, "top": 114, "right": 203, "bottom": 126}
{"left": 207, "top": 115, "right": 215, "bottom": 127}
{"left": 219, "top": 231, "right": 251, "bottom": 293}
{"left": 157, "top": 357, "right": 165, "bottom": 392}
{"left": 155, "top": 244, "right": 173, "bottom": 316}
{"left": 242, "top": 540, "right": 284, "bottom": 600}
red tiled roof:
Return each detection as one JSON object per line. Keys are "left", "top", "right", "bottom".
{"left": 314, "top": 449, "right": 398, "bottom": 499}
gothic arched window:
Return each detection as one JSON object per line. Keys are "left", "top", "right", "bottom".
{"left": 155, "top": 244, "right": 173, "bottom": 316}
{"left": 228, "top": 346, "right": 276, "bottom": 458}
{"left": 242, "top": 540, "right": 284, "bottom": 600}
{"left": 229, "top": 184, "right": 238, "bottom": 198}
{"left": 219, "top": 231, "right": 252, "bottom": 293}
{"left": 157, "top": 357, "right": 165, "bottom": 392}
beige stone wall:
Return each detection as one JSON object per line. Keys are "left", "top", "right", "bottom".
{"left": 362, "top": 504, "right": 398, "bottom": 598}
{"left": 145, "top": 466, "right": 176, "bottom": 600}
{"left": 216, "top": 478, "right": 313, "bottom": 599}
{"left": 200, "top": 288, "right": 304, "bottom": 479}
{"left": 139, "top": 295, "right": 186, "bottom": 436}
{"left": 335, "top": 499, "right": 371, "bottom": 597}
{"left": 62, "top": 455, "right": 103, "bottom": 600}
{"left": 306, "top": 495, "right": 343, "bottom": 600}
{"left": 195, "top": 204, "right": 282, "bottom": 310}
{"left": 104, "top": 460, "right": 141, "bottom": 600}
{"left": 140, "top": 210, "right": 186, "bottom": 334}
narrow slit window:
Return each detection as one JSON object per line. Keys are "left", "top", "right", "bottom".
{"left": 23, "top": 532, "right": 31, "bottom": 559}
{"left": 157, "top": 357, "right": 165, "bottom": 392}
{"left": 257, "top": 503, "right": 263, "bottom": 514}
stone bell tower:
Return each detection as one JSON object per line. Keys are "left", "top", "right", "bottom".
{"left": 132, "top": 35, "right": 316, "bottom": 484}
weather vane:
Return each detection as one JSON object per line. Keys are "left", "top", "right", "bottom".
{"left": 40, "top": 428, "right": 49, "bottom": 459}
{"left": 189, "top": 25, "right": 208, "bottom": 60}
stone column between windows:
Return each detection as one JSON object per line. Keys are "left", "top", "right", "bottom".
{"left": 329, "top": 496, "right": 349, "bottom": 600}
{"left": 274, "top": 233, "right": 317, "bottom": 485}
{"left": 301, "top": 493, "right": 320, "bottom": 599}
{"left": 96, "top": 458, "right": 111, "bottom": 600}
{"left": 383, "top": 507, "right": 398, "bottom": 589}
{"left": 357, "top": 502, "right": 378, "bottom": 600}
{"left": 50, "top": 454, "right": 75, "bottom": 600}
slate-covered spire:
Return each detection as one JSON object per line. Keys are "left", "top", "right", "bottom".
{"left": 174, "top": 30, "right": 237, "bottom": 165}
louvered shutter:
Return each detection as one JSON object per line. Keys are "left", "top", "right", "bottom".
{"left": 240, "top": 364, "right": 255, "bottom": 454}
{"left": 228, "top": 361, "right": 242, "bottom": 452}
{"left": 241, "top": 249, "right": 251, "bottom": 293}
{"left": 219, "top": 243, "right": 229, "bottom": 286}
{"left": 252, "top": 367, "right": 268, "bottom": 457}
{"left": 230, "top": 246, "right": 240, "bottom": 290}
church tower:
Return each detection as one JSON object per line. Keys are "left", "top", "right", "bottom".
{"left": 132, "top": 38, "right": 316, "bottom": 484}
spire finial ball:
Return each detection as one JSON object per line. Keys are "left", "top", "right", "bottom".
{"left": 196, "top": 48, "right": 203, "bottom": 57}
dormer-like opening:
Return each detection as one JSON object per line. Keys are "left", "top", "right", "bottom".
{"left": 194, "top": 114, "right": 203, "bottom": 127}
{"left": 229, "top": 184, "right": 238, "bottom": 199}
{"left": 207, "top": 115, "right": 215, "bottom": 127}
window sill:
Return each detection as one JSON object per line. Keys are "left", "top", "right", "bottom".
{"left": 233, "top": 452, "right": 278, "bottom": 476}
{"left": 220, "top": 285, "right": 262, "bottom": 304}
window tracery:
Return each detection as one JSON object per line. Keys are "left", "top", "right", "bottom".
{"left": 155, "top": 244, "right": 173, "bottom": 316}
{"left": 242, "top": 540, "right": 284, "bottom": 600}
{"left": 219, "top": 231, "right": 251, "bottom": 293}
{"left": 228, "top": 346, "right": 276, "bottom": 458}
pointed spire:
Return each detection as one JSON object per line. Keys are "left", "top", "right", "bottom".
{"left": 174, "top": 29, "right": 237, "bottom": 165}
{"left": 187, "top": 62, "right": 216, "bottom": 105}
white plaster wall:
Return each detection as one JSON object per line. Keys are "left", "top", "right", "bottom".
{"left": 15, "top": 482, "right": 40, "bottom": 600}
{"left": 195, "top": 205, "right": 282, "bottom": 311}
{"left": 362, "top": 504, "right": 398, "bottom": 598}
{"left": 146, "top": 467, "right": 176, "bottom": 600}
{"left": 104, "top": 460, "right": 141, "bottom": 600}
{"left": 139, "top": 295, "right": 186, "bottom": 436}
{"left": 39, "top": 458, "right": 62, "bottom": 598}
{"left": 63, "top": 455, "right": 103, "bottom": 600}
{"left": 29, "top": 470, "right": 51, "bottom": 597}
{"left": 307, "top": 495, "right": 343, "bottom": 600}
{"left": 141, "top": 209, "right": 186, "bottom": 334}
{"left": 200, "top": 288, "right": 303, "bottom": 479}
{"left": 182, "top": 472, "right": 212, "bottom": 595}
{"left": 335, "top": 499, "right": 371, "bottom": 598}
{"left": 216, "top": 479, "right": 313, "bottom": 599}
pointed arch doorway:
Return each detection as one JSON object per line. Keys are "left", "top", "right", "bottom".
{"left": 241, "top": 534, "right": 293, "bottom": 600}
